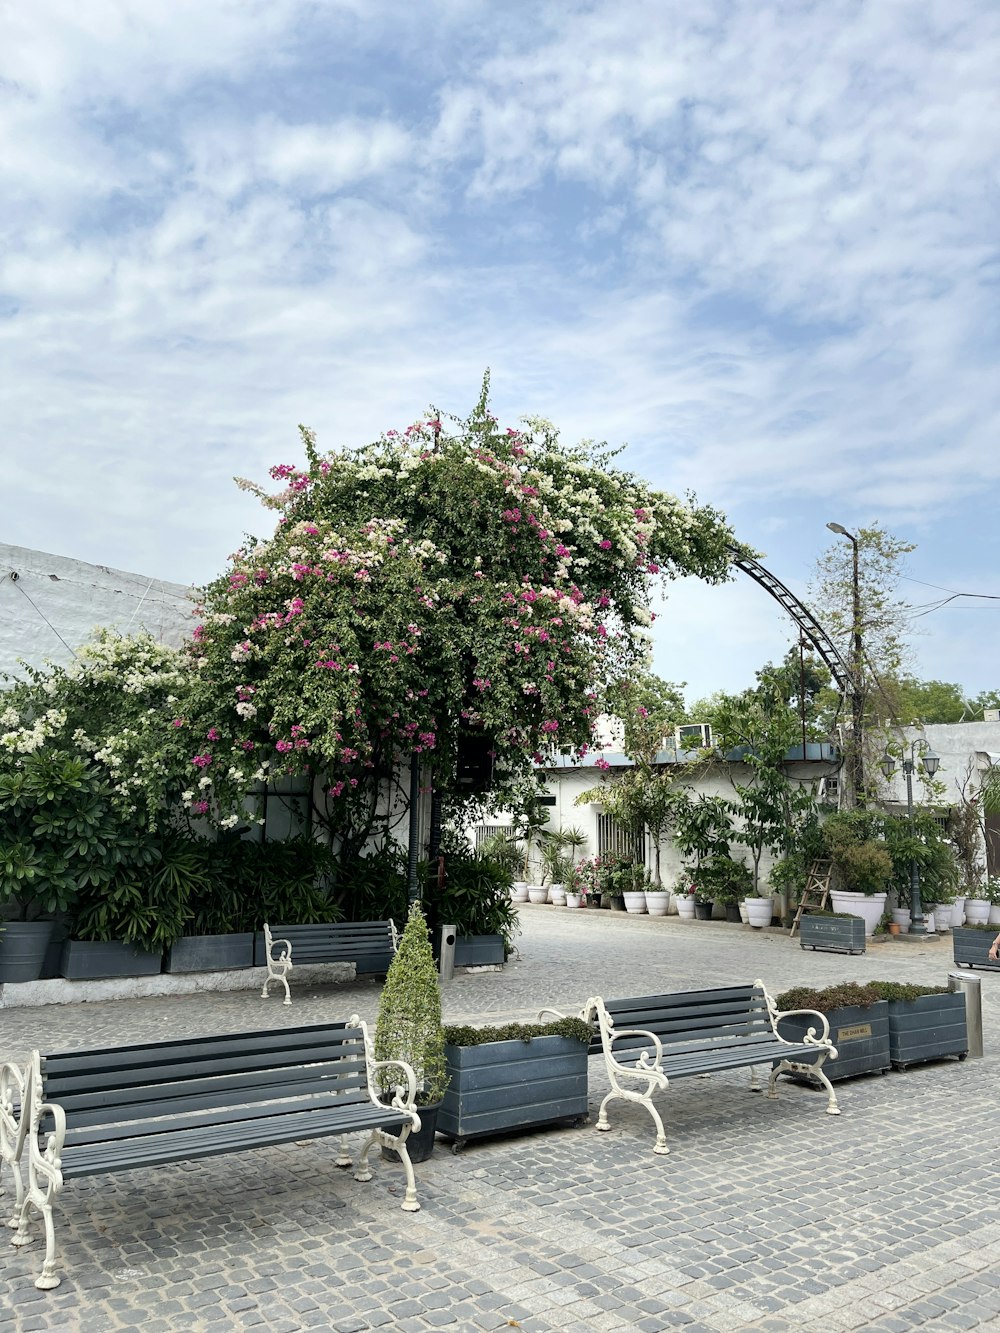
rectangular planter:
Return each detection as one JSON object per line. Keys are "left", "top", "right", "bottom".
{"left": 453, "top": 934, "right": 506, "bottom": 967}
{"left": 952, "top": 927, "right": 1000, "bottom": 972}
{"left": 60, "top": 940, "right": 162, "bottom": 981}
{"left": 778, "top": 1001, "right": 890, "bottom": 1082}
{"left": 437, "top": 1035, "right": 589, "bottom": 1145}
{"left": 165, "top": 932, "right": 255, "bottom": 973}
{"left": 799, "top": 915, "right": 866, "bottom": 955}
{"left": 887, "top": 992, "right": 968, "bottom": 1069}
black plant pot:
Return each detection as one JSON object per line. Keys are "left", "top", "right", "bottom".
{"left": 725, "top": 903, "right": 742, "bottom": 923}
{"left": 382, "top": 1101, "right": 440, "bottom": 1164}
{"left": 694, "top": 901, "right": 714, "bottom": 921}
{"left": 0, "top": 921, "right": 56, "bottom": 983}
{"left": 61, "top": 940, "right": 162, "bottom": 981}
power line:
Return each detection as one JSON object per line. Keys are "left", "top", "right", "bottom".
{"left": 7, "top": 573, "right": 78, "bottom": 659}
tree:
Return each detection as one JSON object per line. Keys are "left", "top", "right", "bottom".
{"left": 891, "top": 677, "right": 968, "bottom": 725}
{"left": 603, "top": 672, "right": 686, "bottom": 759}
{"left": 709, "top": 688, "right": 817, "bottom": 894}
{"left": 185, "top": 378, "right": 738, "bottom": 850}
{"left": 810, "top": 523, "right": 916, "bottom": 803}
{"left": 754, "top": 645, "right": 833, "bottom": 741}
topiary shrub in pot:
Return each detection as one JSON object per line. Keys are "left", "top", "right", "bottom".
{"left": 374, "top": 902, "right": 449, "bottom": 1162}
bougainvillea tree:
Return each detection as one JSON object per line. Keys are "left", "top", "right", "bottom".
{"left": 182, "top": 377, "right": 738, "bottom": 851}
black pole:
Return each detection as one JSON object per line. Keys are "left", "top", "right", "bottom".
{"left": 798, "top": 633, "right": 808, "bottom": 761}
{"left": 406, "top": 751, "right": 421, "bottom": 904}
{"left": 906, "top": 751, "right": 926, "bottom": 935}
{"left": 851, "top": 537, "right": 865, "bottom": 806}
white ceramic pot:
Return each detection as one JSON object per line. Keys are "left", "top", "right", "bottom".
{"left": 623, "top": 891, "right": 647, "bottom": 914}
{"left": 645, "top": 891, "right": 670, "bottom": 917}
{"left": 989, "top": 904, "right": 1000, "bottom": 926}
{"left": 676, "top": 896, "right": 696, "bottom": 920}
{"left": 951, "top": 897, "right": 967, "bottom": 927}
{"left": 565, "top": 892, "right": 583, "bottom": 908}
{"left": 743, "top": 897, "right": 773, "bottom": 929}
{"left": 829, "top": 890, "right": 887, "bottom": 937}
{"left": 964, "top": 898, "right": 990, "bottom": 925}
{"left": 925, "top": 906, "right": 947, "bottom": 933}
{"left": 511, "top": 882, "right": 529, "bottom": 903}
{"left": 549, "top": 883, "right": 567, "bottom": 906}
{"left": 738, "top": 900, "right": 749, "bottom": 925}
{"left": 527, "top": 885, "right": 548, "bottom": 905}
{"left": 891, "top": 908, "right": 911, "bottom": 928}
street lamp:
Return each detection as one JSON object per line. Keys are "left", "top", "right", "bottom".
{"left": 880, "top": 741, "right": 941, "bottom": 936}
{"left": 826, "top": 522, "right": 864, "bottom": 805}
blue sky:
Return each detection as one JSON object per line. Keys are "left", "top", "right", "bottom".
{"left": 4, "top": 0, "right": 1000, "bottom": 700}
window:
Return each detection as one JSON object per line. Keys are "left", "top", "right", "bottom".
{"left": 597, "top": 813, "right": 645, "bottom": 864}
{"left": 243, "top": 777, "right": 312, "bottom": 842}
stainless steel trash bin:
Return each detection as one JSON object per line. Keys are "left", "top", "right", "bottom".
{"left": 948, "top": 971, "right": 983, "bottom": 1059}
{"left": 439, "top": 924, "right": 457, "bottom": 981}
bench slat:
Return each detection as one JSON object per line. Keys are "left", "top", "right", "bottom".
{"left": 59, "top": 1102, "right": 410, "bottom": 1179}
{"left": 52, "top": 1066, "right": 374, "bottom": 1125}
{"left": 61, "top": 1087, "right": 379, "bottom": 1146}
{"left": 41, "top": 1022, "right": 356, "bottom": 1076}
{"left": 44, "top": 1041, "right": 368, "bottom": 1099}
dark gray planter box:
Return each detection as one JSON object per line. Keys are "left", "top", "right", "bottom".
{"left": 453, "top": 934, "right": 505, "bottom": 967}
{"left": 952, "top": 927, "right": 1000, "bottom": 972}
{"left": 165, "top": 932, "right": 255, "bottom": 973}
{"left": 778, "top": 1001, "right": 890, "bottom": 1082}
{"left": 888, "top": 993, "right": 968, "bottom": 1068}
{"left": 61, "top": 940, "right": 162, "bottom": 981}
{"left": 437, "top": 1035, "right": 589, "bottom": 1148}
{"left": 799, "top": 915, "right": 866, "bottom": 955}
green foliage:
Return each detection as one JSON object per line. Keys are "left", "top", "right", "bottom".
{"left": 776, "top": 982, "right": 883, "bottom": 1013}
{"left": 891, "top": 678, "right": 969, "bottom": 725}
{"left": 443, "top": 1018, "right": 592, "bottom": 1046}
{"left": 865, "top": 981, "right": 951, "bottom": 1002}
{"left": 753, "top": 647, "right": 833, "bottom": 741}
{"left": 374, "top": 903, "right": 448, "bottom": 1104}
{"left": 709, "top": 689, "right": 818, "bottom": 892}
{"left": 691, "top": 855, "right": 753, "bottom": 904}
{"left": 0, "top": 749, "right": 141, "bottom": 919}
{"left": 335, "top": 845, "right": 409, "bottom": 922}
{"left": 669, "top": 791, "right": 733, "bottom": 867}
{"left": 67, "top": 834, "right": 340, "bottom": 948}
{"left": 424, "top": 842, "right": 520, "bottom": 953}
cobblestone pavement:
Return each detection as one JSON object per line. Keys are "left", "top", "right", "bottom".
{"left": 3, "top": 908, "right": 1000, "bottom": 1332}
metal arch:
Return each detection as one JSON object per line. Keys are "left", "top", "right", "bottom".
{"left": 727, "top": 547, "right": 857, "bottom": 696}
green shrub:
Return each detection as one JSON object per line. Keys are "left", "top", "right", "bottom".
{"left": 443, "top": 1018, "right": 592, "bottom": 1046}
{"left": 866, "top": 981, "right": 950, "bottom": 1002}
{"left": 374, "top": 902, "right": 448, "bottom": 1105}
{"left": 776, "top": 981, "right": 882, "bottom": 1013}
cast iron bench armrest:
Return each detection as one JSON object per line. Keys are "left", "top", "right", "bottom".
{"left": 9, "top": 1017, "right": 421, "bottom": 1292}
{"left": 773, "top": 1007, "right": 834, "bottom": 1047}
{"left": 605, "top": 1027, "right": 665, "bottom": 1074}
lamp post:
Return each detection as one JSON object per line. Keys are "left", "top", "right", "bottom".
{"left": 881, "top": 742, "right": 940, "bottom": 936}
{"left": 826, "top": 522, "right": 864, "bottom": 806}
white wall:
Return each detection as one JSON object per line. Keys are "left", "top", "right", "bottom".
{"left": 0, "top": 543, "right": 194, "bottom": 680}
{"left": 878, "top": 722, "right": 1000, "bottom": 807}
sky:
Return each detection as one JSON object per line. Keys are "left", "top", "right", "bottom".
{"left": 4, "top": 0, "right": 1000, "bottom": 703}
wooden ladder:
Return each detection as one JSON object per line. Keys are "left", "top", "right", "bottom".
{"left": 789, "top": 860, "right": 832, "bottom": 937}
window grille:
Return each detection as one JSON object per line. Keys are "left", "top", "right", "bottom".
{"left": 597, "top": 813, "right": 645, "bottom": 864}
{"left": 475, "top": 824, "right": 511, "bottom": 847}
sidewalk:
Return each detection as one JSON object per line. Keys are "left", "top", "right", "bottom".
{"left": 3, "top": 906, "right": 1000, "bottom": 1332}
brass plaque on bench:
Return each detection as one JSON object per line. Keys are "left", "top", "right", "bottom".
{"left": 837, "top": 1023, "right": 872, "bottom": 1041}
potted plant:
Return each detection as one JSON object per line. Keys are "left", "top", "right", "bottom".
{"left": 866, "top": 980, "right": 968, "bottom": 1068}
{"left": 798, "top": 910, "right": 866, "bottom": 955}
{"left": 822, "top": 811, "right": 894, "bottom": 936}
{"left": 597, "top": 850, "right": 631, "bottom": 910}
{"left": 621, "top": 863, "right": 648, "bottom": 914}
{"left": 963, "top": 887, "right": 991, "bottom": 925}
{"left": 0, "top": 751, "right": 128, "bottom": 983}
{"left": 374, "top": 901, "right": 449, "bottom": 1162}
{"left": 437, "top": 1017, "right": 591, "bottom": 1151}
{"left": 988, "top": 877, "right": 1000, "bottom": 927}
{"left": 424, "top": 843, "right": 519, "bottom": 965}
{"left": 674, "top": 877, "right": 697, "bottom": 920}
{"left": 774, "top": 982, "right": 890, "bottom": 1081}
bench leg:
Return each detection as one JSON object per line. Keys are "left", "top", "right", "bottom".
{"left": 767, "top": 1059, "right": 841, "bottom": 1115}
{"left": 596, "top": 1089, "right": 670, "bottom": 1155}
{"left": 356, "top": 1129, "right": 420, "bottom": 1212}
{"left": 10, "top": 1182, "right": 61, "bottom": 1290}
{"left": 260, "top": 971, "right": 291, "bottom": 1005}
{"left": 335, "top": 1135, "right": 353, "bottom": 1168}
